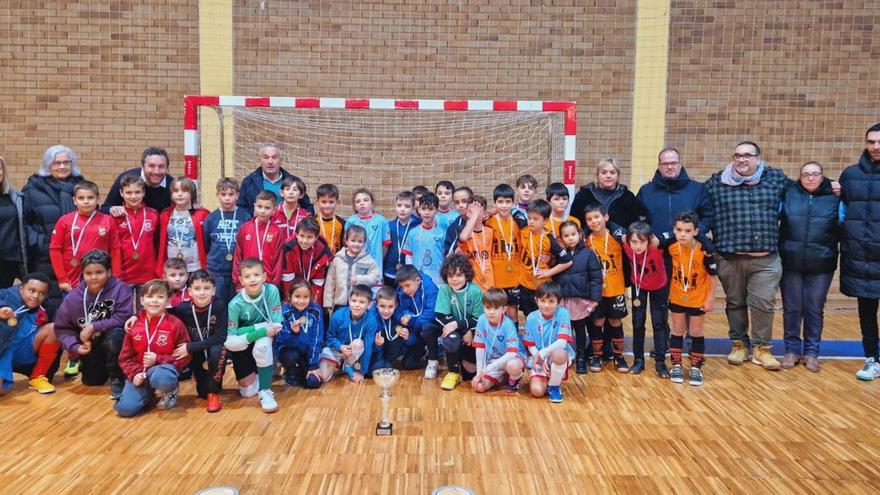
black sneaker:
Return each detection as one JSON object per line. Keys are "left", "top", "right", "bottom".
{"left": 655, "top": 362, "right": 671, "bottom": 379}
{"left": 109, "top": 377, "right": 124, "bottom": 400}
{"left": 576, "top": 356, "right": 588, "bottom": 374}
{"left": 614, "top": 355, "right": 630, "bottom": 373}
{"left": 629, "top": 358, "right": 645, "bottom": 374}
{"left": 589, "top": 355, "right": 603, "bottom": 373}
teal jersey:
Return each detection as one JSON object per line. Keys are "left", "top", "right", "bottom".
{"left": 227, "top": 283, "right": 283, "bottom": 342}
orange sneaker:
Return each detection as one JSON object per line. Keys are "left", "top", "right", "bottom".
{"left": 206, "top": 393, "right": 222, "bottom": 413}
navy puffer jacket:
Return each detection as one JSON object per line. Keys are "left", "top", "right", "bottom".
{"left": 840, "top": 151, "right": 880, "bottom": 298}
{"left": 779, "top": 178, "right": 840, "bottom": 274}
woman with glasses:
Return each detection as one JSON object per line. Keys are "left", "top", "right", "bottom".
{"left": 21, "top": 145, "right": 85, "bottom": 314}
{"left": 705, "top": 141, "right": 795, "bottom": 372}
{"left": 778, "top": 161, "right": 840, "bottom": 372}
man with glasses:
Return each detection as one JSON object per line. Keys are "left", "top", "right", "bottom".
{"left": 840, "top": 123, "right": 880, "bottom": 381}
{"left": 634, "top": 148, "right": 714, "bottom": 375}
{"left": 705, "top": 141, "right": 794, "bottom": 371}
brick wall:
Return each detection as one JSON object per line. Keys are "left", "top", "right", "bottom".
{"left": 0, "top": 1, "right": 198, "bottom": 197}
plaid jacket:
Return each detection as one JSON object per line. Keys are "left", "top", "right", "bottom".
{"left": 704, "top": 166, "right": 794, "bottom": 254}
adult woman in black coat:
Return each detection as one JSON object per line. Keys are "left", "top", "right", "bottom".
{"left": 0, "top": 155, "right": 28, "bottom": 287}
{"left": 21, "top": 145, "right": 85, "bottom": 313}
{"left": 570, "top": 157, "right": 648, "bottom": 233}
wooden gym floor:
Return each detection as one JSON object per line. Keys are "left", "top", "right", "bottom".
{"left": 1, "top": 308, "right": 879, "bottom": 495}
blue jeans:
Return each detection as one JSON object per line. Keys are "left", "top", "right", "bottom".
{"left": 780, "top": 270, "right": 833, "bottom": 357}
{"left": 214, "top": 274, "right": 236, "bottom": 307}
{"left": 114, "top": 364, "right": 179, "bottom": 417}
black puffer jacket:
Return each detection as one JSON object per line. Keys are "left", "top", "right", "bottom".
{"left": 840, "top": 151, "right": 880, "bottom": 298}
{"left": 779, "top": 178, "right": 840, "bottom": 274}
{"left": 554, "top": 242, "right": 603, "bottom": 302}
{"left": 22, "top": 174, "right": 84, "bottom": 266}
{"left": 570, "top": 182, "right": 647, "bottom": 232}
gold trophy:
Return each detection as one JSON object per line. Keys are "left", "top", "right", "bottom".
{"left": 373, "top": 367, "right": 400, "bottom": 436}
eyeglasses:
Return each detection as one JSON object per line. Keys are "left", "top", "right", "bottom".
{"left": 52, "top": 160, "right": 73, "bottom": 167}
{"left": 800, "top": 172, "right": 822, "bottom": 178}
{"left": 659, "top": 161, "right": 680, "bottom": 167}
{"left": 732, "top": 153, "right": 758, "bottom": 160}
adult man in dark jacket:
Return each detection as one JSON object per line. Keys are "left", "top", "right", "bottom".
{"left": 705, "top": 141, "right": 793, "bottom": 371}
{"left": 102, "top": 147, "right": 174, "bottom": 215}
{"left": 840, "top": 122, "right": 880, "bottom": 381}
{"left": 637, "top": 148, "right": 713, "bottom": 238}
{"left": 236, "top": 143, "right": 313, "bottom": 215}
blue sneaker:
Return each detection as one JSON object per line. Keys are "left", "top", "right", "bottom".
{"left": 506, "top": 377, "right": 520, "bottom": 393}
{"left": 670, "top": 364, "right": 685, "bottom": 384}
{"left": 342, "top": 363, "right": 356, "bottom": 380}
{"left": 547, "top": 385, "right": 563, "bottom": 403}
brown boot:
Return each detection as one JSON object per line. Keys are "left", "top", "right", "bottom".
{"left": 780, "top": 353, "right": 800, "bottom": 369}
{"left": 727, "top": 340, "right": 748, "bottom": 365}
{"left": 751, "top": 345, "right": 781, "bottom": 371}
{"left": 803, "top": 355, "right": 821, "bottom": 372}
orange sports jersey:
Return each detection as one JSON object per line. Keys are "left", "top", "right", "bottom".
{"left": 317, "top": 215, "right": 345, "bottom": 255}
{"left": 458, "top": 225, "right": 495, "bottom": 291}
{"left": 486, "top": 213, "right": 526, "bottom": 289}
{"left": 588, "top": 231, "right": 625, "bottom": 297}
{"left": 518, "top": 229, "right": 571, "bottom": 290}
{"left": 668, "top": 240, "right": 718, "bottom": 308}
{"left": 545, "top": 215, "right": 580, "bottom": 238}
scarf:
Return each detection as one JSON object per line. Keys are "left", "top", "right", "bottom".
{"left": 720, "top": 161, "right": 765, "bottom": 186}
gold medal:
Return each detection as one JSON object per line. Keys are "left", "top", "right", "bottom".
{"left": 70, "top": 258, "right": 78, "bottom": 267}
{"left": 202, "top": 361, "right": 210, "bottom": 370}
{"left": 505, "top": 263, "right": 514, "bottom": 273}
{"left": 632, "top": 299, "right": 641, "bottom": 308}
{"left": 226, "top": 253, "right": 234, "bottom": 261}
{"left": 7, "top": 317, "right": 17, "bottom": 327}
{"left": 298, "top": 316, "right": 307, "bottom": 326}
{"left": 176, "top": 252, "right": 184, "bottom": 259}
{"left": 132, "top": 252, "right": 140, "bottom": 261}
{"left": 354, "top": 362, "right": 361, "bottom": 371}
{"left": 401, "top": 315, "right": 410, "bottom": 326}
{"left": 480, "top": 277, "right": 487, "bottom": 287}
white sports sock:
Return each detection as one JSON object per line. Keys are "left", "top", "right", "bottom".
{"left": 549, "top": 362, "right": 566, "bottom": 386}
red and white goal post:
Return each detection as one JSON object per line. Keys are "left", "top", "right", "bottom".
{"left": 183, "top": 96, "right": 576, "bottom": 210}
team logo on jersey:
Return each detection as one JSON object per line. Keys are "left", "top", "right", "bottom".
{"left": 156, "top": 332, "right": 169, "bottom": 347}
{"left": 98, "top": 227, "right": 107, "bottom": 236}
{"left": 266, "top": 234, "right": 274, "bottom": 242}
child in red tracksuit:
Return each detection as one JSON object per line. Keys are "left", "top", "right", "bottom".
{"left": 282, "top": 217, "right": 332, "bottom": 303}
{"left": 113, "top": 174, "right": 159, "bottom": 295}
{"left": 115, "top": 279, "right": 191, "bottom": 417}
{"left": 234, "top": 190, "right": 284, "bottom": 289}
{"left": 156, "top": 177, "right": 210, "bottom": 276}
{"left": 49, "top": 181, "right": 122, "bottom": 292}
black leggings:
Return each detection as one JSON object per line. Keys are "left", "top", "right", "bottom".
{"left": 79, "top": 328, "right": 125, "bottom": 386}
{"left": 858, "top": 297, "right": 880, "bottom": 360}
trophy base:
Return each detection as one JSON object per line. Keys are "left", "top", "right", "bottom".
{"left": 376, "top": 422, "right": 393, "bottom": 436}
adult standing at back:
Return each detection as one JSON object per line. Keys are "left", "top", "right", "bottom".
{"left": 102, "top": 147, "right": 174, "bottom": 215}
{"left": 0, "top": 155, "right": 28, "bottom": 288}
{"left": 705, "top": 141, "right": 793, "bottom": 371}
{"left": 237, "top": 143, "right": 313, "bottom": 216}
{"left": 839, "top": 123, "right": 880, "bottom": 382}
{"left": 778, "top": 161, "right": 840, "bottom": 373}
{"left": 21, "top": 145, "right": 86, "bottom": 313}
{"left": 570, "top": 157, "right": 647, "bottom": 232}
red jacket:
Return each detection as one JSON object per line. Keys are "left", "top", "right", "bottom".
{"left": 114, "top": 205, "right": 159, "bottom": 285}
{"left": 271, "top": 204, "right": 310, "bottom": 244}
{"left": 49, "top": 210, "right": 123, "bottom": 287}
{"left": 233, "top": 218, "right": 284, "bottom": 289}
{"left": 156, "top": 206, "right": 211, "bottom": 276}
{"left": 281, "top": 237, "right": 332, "bottom": 302}
{"left": 118, "top": 311, "right": 191, "bottom": 380}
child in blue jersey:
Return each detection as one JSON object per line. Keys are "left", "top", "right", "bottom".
{"left": 434, "top": 180, "right": 460, "bottom": 232}
{"left": 396, "top": 265, "right": 439, "bottom": 372}
{"left": 345, "top": 188, "right": 391, "bottom": 278}
{"left": 203, "top": 178, "right": 251, "bottom": 306}
{"left": 370, "top": 286, "right": 414, "bottom": 372}
{"left": 523, "top": 282, "right": 575, "bottom": 403}
{"left": 471, "top": 288, "right": 526, "bottom": 393}
{"left": 319, "top": 284, "right": 378, "bottom": 383}
{"left": 384, "top": 191, "right": 420, "bottom": 286}
{"left": 276, "top": 278, "right": 324, "bottom": 389}
{"left": 401, "top": 192, "right": 446, "bottom": 287}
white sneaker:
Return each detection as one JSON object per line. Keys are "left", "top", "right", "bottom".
{"left": 856, "top": 358, "right": 880, "bottom": 381}
{"left": 258, "top": 389, "right": 278, "bottom": 413}
{"left": 239, "top": 377, "right": 259, "bottom": 398}
{"left": 424, "top": 359, "right": 439, "bottom": 379}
